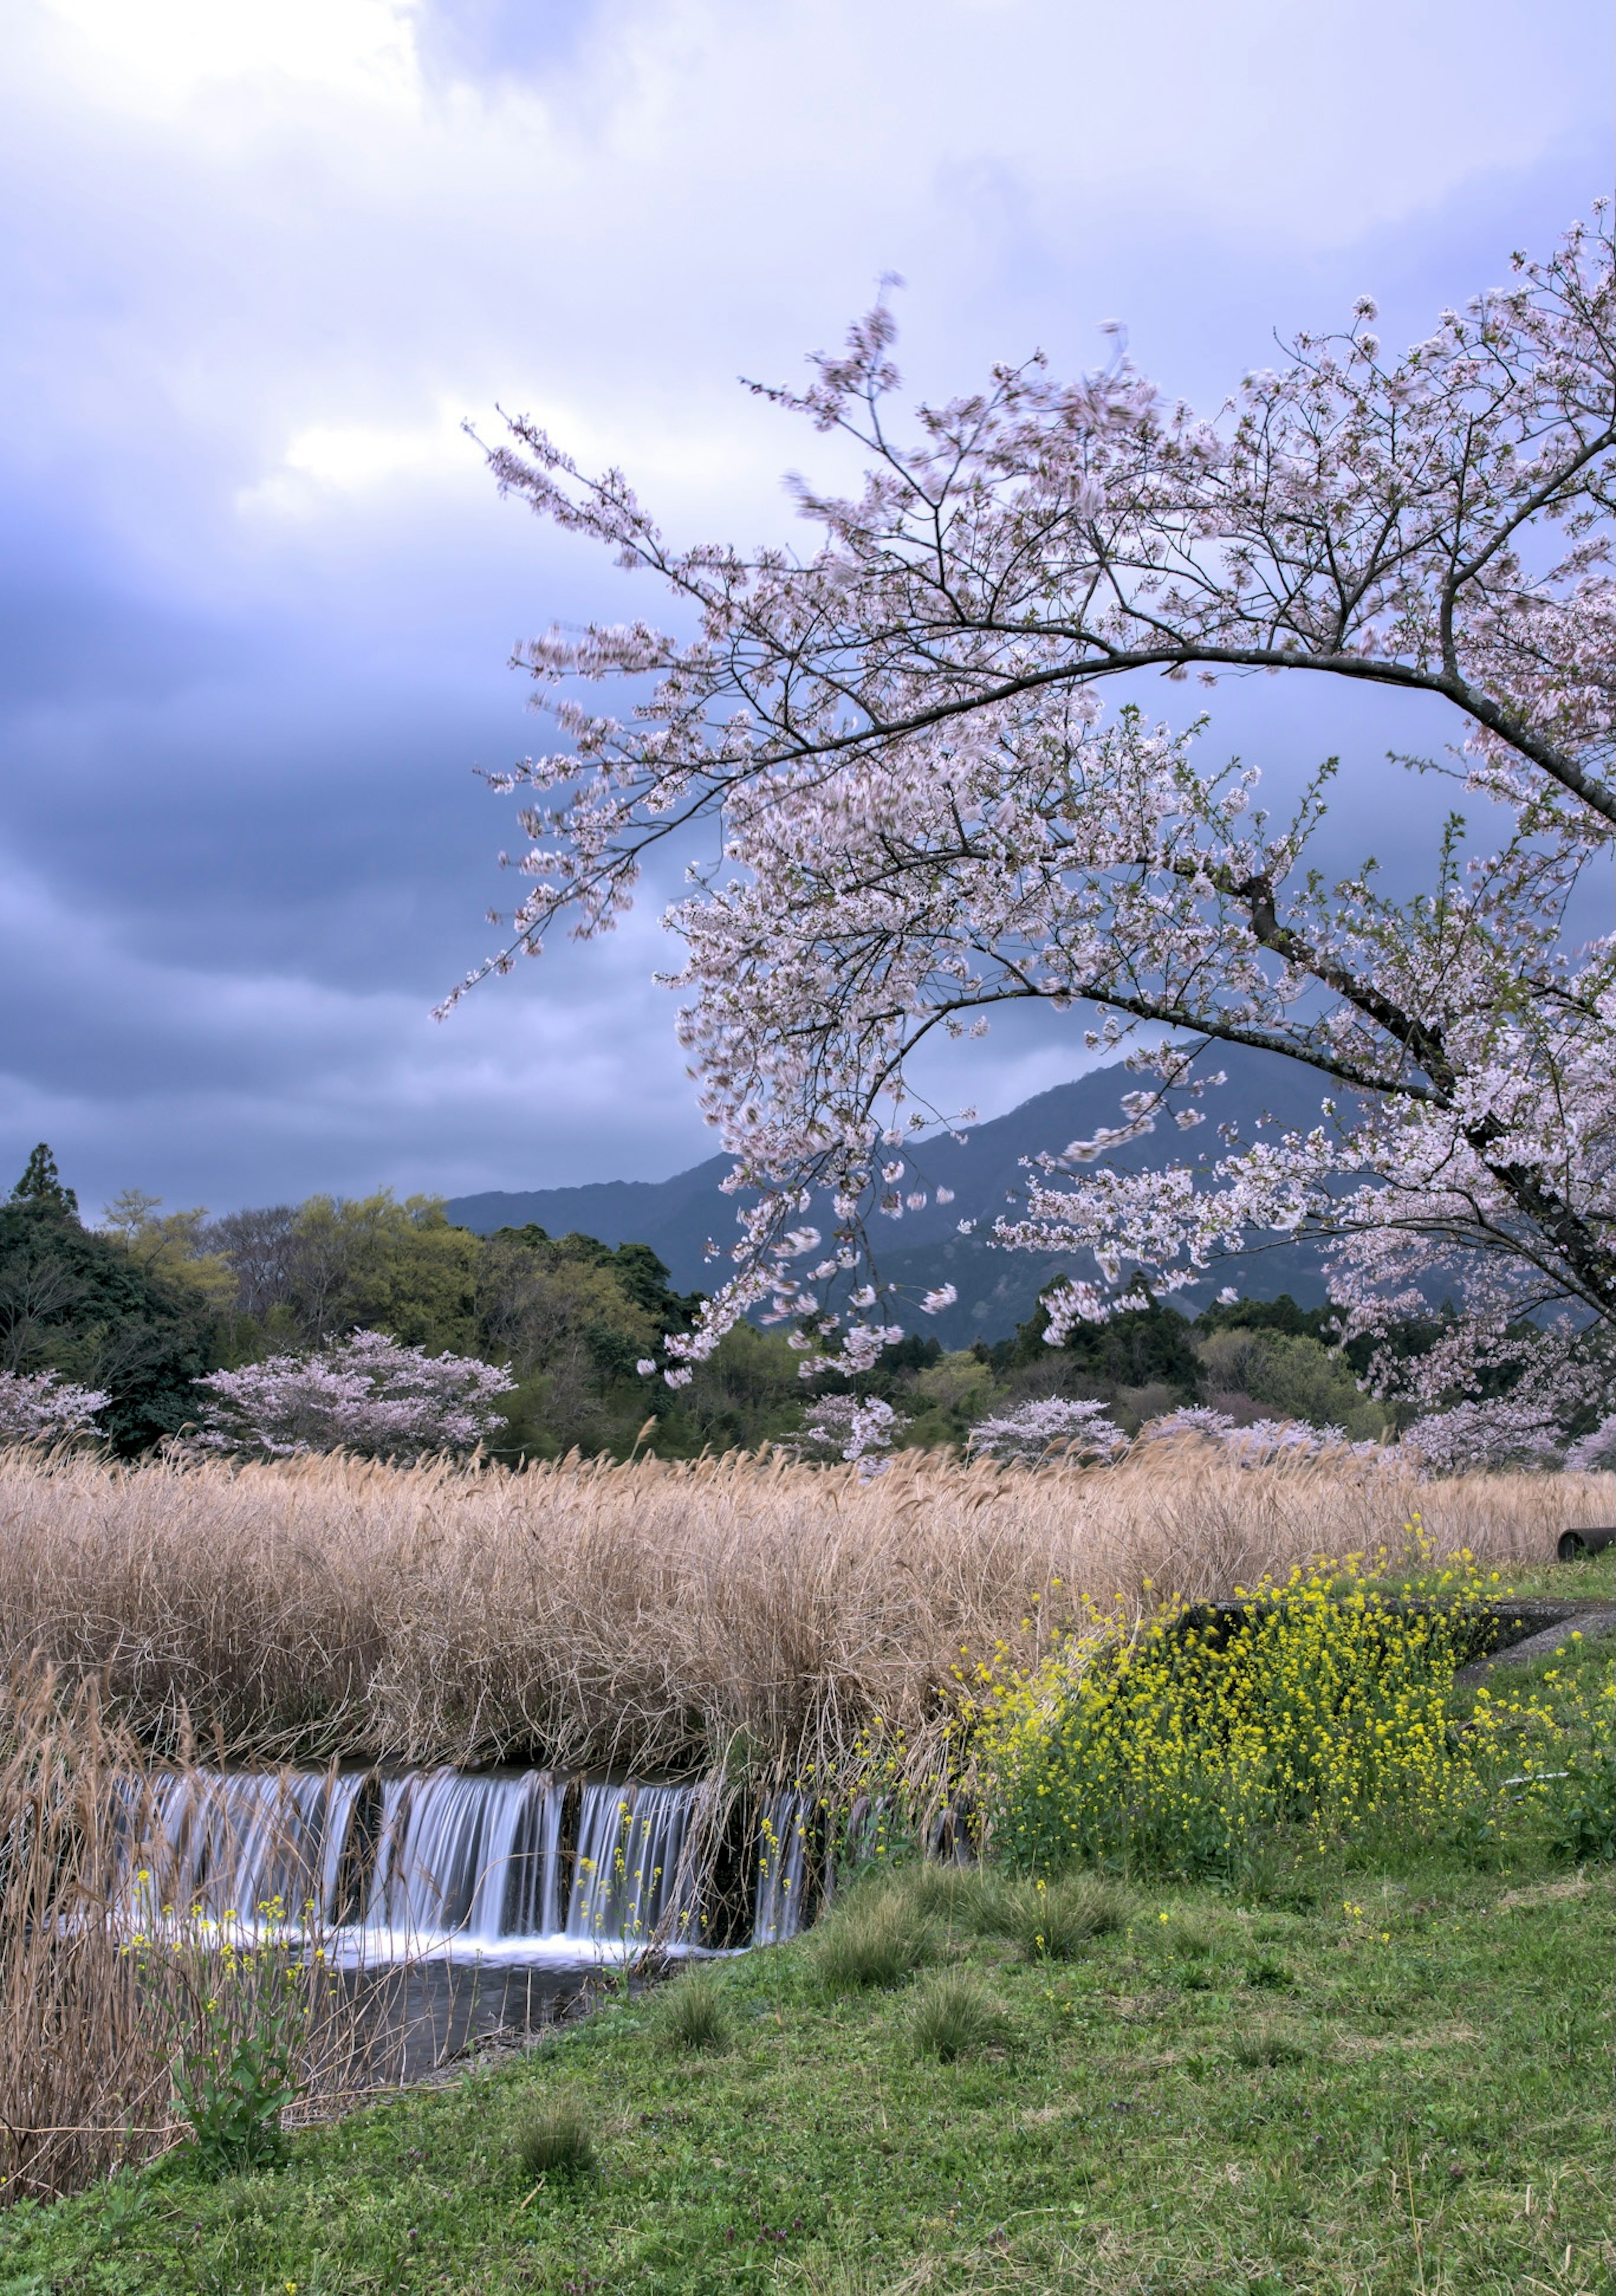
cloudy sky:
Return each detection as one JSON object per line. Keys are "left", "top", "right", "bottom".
{"left": 1, "top": 0, "right": 1608, "bottom": 1219}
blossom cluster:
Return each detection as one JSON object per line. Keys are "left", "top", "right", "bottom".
{"left": 193, "top": 1329, "right": 516, "bottom": 1461}
{"left": 965, "top": 1399, "right": 1392, "bottom": 1471}
{"left": 963, "top": 1393, "right": 1616, "bottom": 1476}
{"left": 965, "top": 1397, "right": 1128, "bottom": 1464}
{"left": 792, "top": 1390, "right": 904, "bottom": 1472}
{"left": 1565, "top": 1413, "right": 1616, "bottom": 1473}
{"left": 459, "top": 213, "right": 1615, "bottom": 1430}
{"left": 0, "top": 1367, "right": 109, "bottom": 1444}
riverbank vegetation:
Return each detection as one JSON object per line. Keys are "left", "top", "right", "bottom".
{"left": 15, "top": 1149, "right": 1598, "bottom": 1471}
{"left": 0, "top": 1445, "right": 1609, "bottom": 2260}
{"left": 0, "top": 1668, "right": 401, "bottom": 2212}
{"left": 1, "top": 1445, "right": 1609, "bottom": 1771}
{"left": 5, "top": 1168, "right": 805, "bottom": 1463}
{"left": 1, "top": 1644, "right": 1608, "bottom": 2290}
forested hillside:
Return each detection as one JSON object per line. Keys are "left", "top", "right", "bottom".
{"left": 0, "top": 1150, "right": 808, "bottom": 1457}
{"left": 3, "top": 1137, "right": 1414, "bottom": 1460}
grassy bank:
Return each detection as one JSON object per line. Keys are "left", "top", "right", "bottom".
{"left": 1, "top": 1862, "right": 1606, "bottom": 2279}
{"left": 1, "top": 1447, "right": 1610, "bottom": 1771}
{"left": 2, "top": 1638, "right": 1609, "bottom": 2294}
{"left": 2, "top": 1457, "right": 1609, "bottom": 2264}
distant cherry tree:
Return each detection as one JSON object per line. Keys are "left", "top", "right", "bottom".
{"left": 460, "top": 213, "right": 1615, "bottom": 1459}
{"left": 0, "top": 1368, "right": 108, "bottom": 1445}
{"left": 194, "top": 1330, "right": 516, "bottom": 1461}
{"left": 1562, "top": 1412, "right": 1616, "bottom": 1473}
{"left": 966, "top": 1398, "right": 1390, "bottom": 1469}
{"left": 966, "top": 1397, "right": 1126, "bottom": 1464}
{"left": 1132, "top": 1406, "right": 1382, "bottom": 1467}
{"left": 793, "top": 1389, "right": 904, "bottom": 1470}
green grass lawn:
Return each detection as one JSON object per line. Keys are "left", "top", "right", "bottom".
{"left": 1499, "top": 1546, "right": 1616, "bottom": 1608}
{"left": 2, "top": 1650, "right": 1610, "bottom": 2296}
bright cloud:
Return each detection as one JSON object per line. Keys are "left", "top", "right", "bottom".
{"left": 37, "top": 0, "right": 418, "bottom": 111}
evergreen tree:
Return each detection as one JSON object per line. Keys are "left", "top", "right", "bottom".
{"left": 10, "top": 1144, "right": 78, "bottom": 1218}
{"left": 0, "top": 1202, "right": 217, "bottom": 1453}
{"left": 994, "top": 1288, "right": 1200, "bottom": 1397}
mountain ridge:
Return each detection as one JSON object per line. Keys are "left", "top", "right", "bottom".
{"left": 447, "top": 1044, "right": 1346, "bottom": 1345}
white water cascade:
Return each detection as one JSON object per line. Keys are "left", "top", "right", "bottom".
{"left": 136, "top": 1767, "right": 369, "bottom": 1928}
{"left": 368, "top": 1771, "right": 568, "bottom": 1946}
{"left": 129, "top": 1769, "right": 808, "bottom": 1963}
{"left": 754, "top": 1792, "right": 810, "bottom": 1946}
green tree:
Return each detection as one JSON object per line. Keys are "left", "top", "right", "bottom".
{"left": 475, "top": 1226, "right": 662, "bottom": 1457}
{"left": 0, "top": 1199, "right": 218, "bottom": 1454}
{"left": 11, "top": 1144, "right": 77, "bottom": 1217}
{"left": 992, "top": 1290, "right": 1200, "bottom": 1399}
{"left": 314, "top": 1195, "right": 482, "bottom": 1352}
{"left": 1195, "top": 1325, "right": 1387, "bottom": 1440}
{"left": 656, "top": 1321, "right": 807, "bottom": 1456}
{"left": 1192, "top": 1293, "right": 1338, "bottom": 1344}
{"left": 101, "top": 1191, "right": 239, "bottom": 1309}
{"left": 473, "top": 1226, "right": 809, "bottom": 1459}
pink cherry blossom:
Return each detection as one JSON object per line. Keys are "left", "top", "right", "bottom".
{"left": 966, "top": 1397, "right": 1127, "bottom": 1463}
{"left": 194, "top": 1328, "right": 516, "bottom": 1461}
{"left": 794, "top": 1390, "right": 903, "bottom": 1471}
{"left": 1565, "top": 1413, "right": 1616, "bottom": 1471}
{"left": 455, "top": 212, "right": 1616, "bottom": 1446}
{"left": 0, "top": 1368, "right": 109, "bottom": 1444}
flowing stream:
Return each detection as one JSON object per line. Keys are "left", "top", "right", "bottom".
{"left": 130, "top": 1768, "right": 809, "bottom": 1966}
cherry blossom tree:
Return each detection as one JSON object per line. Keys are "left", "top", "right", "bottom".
{"left": 0, "top": 1368, "right": 108, "bottom": 1445}
{"left": 1130, "top": 1406, "right": 1385, "bottom": 1468}
{"left": 966, "top": 1397, "right": 1126, "bottom": 1464}
{"left": 1565, "top": 1413, "right": 1616, "bottom": 1471}
{"left": 459, "top": 213, "right": 1615, "bottom": 1454}
{"left": 194, "top": 1330, "right": 516, "bottom": 1461}
{"left": 964, "top": 1399, "right": 1387, "bottom": 1470}
{"left": 793, "top": 1389, "right": 904, "bottom": 1470}
{"left": 1398, "top": 1397, "right": 1564, "bottom": 1474}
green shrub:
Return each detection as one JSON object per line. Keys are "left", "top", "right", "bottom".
{"left": 1005, "top": 1875, "right": 1130, "bottom": 1962}
{"left": 173, "top": 2020, "right": 298, "bottom": 2178}
{"left": 1552, "top": 1755, "right": 1616, "bottom": 1862}
{"left": 1542, "top": 1660, "right": 1616, "bottom": 1861}
{"left": 1167, "top": 1917, "right": 1217, "bottom": 1960}
{"left": 140, "top": 1900, "right": 313, "bottom": 2179}
{"left": 513, "top": 2096, "right": 597, "bottom": 2184}
{"left": 1243, "top": 1958, "right": 1294, "bottom": 1990}
{"left": 660, "top": 1966, "right": 731, "bottom": 2054}
{"left": 896, "top": 1863, "right": 1015, "bottom": 1935}
{"left": 812, "top": 1890, "right": 932, "bottom": 1993}
{"left": 0, "top": 1198, "right": 220, "bottom": 1455}
{"left": 907, "top": 1972, "right": 1005, "bottom": 2065}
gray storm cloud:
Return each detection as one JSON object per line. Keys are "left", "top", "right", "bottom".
{"left": 0, "top": 0, "right": 1607, "bottom": 1216}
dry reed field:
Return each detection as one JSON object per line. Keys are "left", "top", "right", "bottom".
{"left": 0, "top": 1445, "right": 1606, "bottom": 1774}
{"left": 0, "top": 1667, "right": 411, "bottom": 2204}
{"left": 0, "top": 1671, "right": 171, "bottom": 2202}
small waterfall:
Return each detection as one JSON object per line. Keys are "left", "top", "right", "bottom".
{"left": 567, "top": 1783, "right": 699, "bottom": 1945}
{"left": 132, "top": 1766, "right": 367, "bottom": 1928}
{"left": 754, "top": 1791, "right": 809, "bottom": 1945}
{"left": 367, "top": 1770, "right": 566, "bottom": 1945}
{"left": 123, "top": 1767, "right": 812, "bottom": 1961}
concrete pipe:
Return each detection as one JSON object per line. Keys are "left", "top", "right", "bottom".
{"left": 1557, "top": 1525, "right": 1616, "bottom": 1562}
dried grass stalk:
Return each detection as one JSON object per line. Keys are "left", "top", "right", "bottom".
{"left": 0, "top": 1669, "right": 174, "bottom": 2203}
{"left": 0, "top": 1666, "right": 411, "bottom": 2207}
{"left": 0, "top": 1445, "right": 1602, "bottom": 1775}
